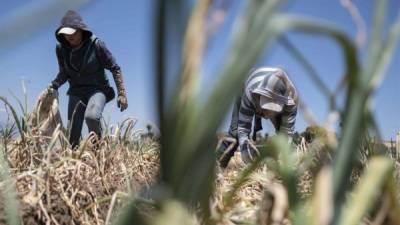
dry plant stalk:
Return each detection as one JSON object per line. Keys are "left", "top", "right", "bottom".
{"left": 3, "top": 125, "right": 160, "bottom": 225}
{"left": 29, "top": 88, "right": 63, "bottom": 137}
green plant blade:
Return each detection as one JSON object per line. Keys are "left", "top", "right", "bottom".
{"left": 369, "top": 10, "right": 400, "bottom": 90}
{"left": 337, "top": 157, "right": 394, "bottom": 225}
{"left": 0, "top": 96, "right": 25, "bottom": 142}
{"left": 279, "top": 36, "right": 332, "bottom": 104}
{"left": 0, "top": 145, "right": 21, "bottom": 225}
{"left": 162, "top": 0, "right": 286, "bottom": 205}
{"left": 363, "top": 0, "right": 387, "bottom": 86}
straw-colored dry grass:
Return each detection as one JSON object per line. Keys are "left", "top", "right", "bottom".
{"left": 1, "top": 132, "right": 159, "bottom": 225}
{"left": 214, "top": 152, "right": 273, "bottom": 225}
{"left": 1, "top": 130, "right": 320, "bottom": 225}
{"left": 1, "top": 126, "right": 390, "bottom": 225}
{"left": 0, "top": 88, "right": 335, "bottom": 224}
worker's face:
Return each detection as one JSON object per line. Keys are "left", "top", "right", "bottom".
{"left": 257, "top": 95, "right": 281, "bottom": 118}
{"left": 63, "top": 30, "right": 83, "bottom": 47}
{"left": 262, "top": 109, "right": 279, "bottom": 118}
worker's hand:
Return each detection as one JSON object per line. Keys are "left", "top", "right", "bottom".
{"left": 117, "top": 95, "right": 128, "bottom": 112}
{"left": 46, "top": 85, "right": 57, "bottom": 95}
{"left": 240, "top": 139, "right": 260, "bottom": 164}
{"left": 47, "top": 81, "right": 60, "bottom": 91}
{"left": 47, "top": 84, "right": 55, "bottom": 92}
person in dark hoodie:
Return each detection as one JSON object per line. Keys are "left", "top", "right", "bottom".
{"left": 48, "top": 10, "right": 128, "bottom": 149}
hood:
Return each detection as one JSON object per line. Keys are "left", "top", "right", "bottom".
{"left": 248, "top": 67, "right": 299, "bottom": 106}
{"left": 55, "top": 10, "right": 93, "bottom": 46}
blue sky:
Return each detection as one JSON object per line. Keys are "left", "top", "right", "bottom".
{"left": 0, "top": 0, "right": 157, "bottom": 133}
{"left": 0, "top": 0, "right": 400, "bottom": 140}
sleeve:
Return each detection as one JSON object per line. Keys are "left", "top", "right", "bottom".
{"left": 95, "top": 39, "right": 121, "bottom": 72}
{"left": 278, "top": 105, "right": 297, "bottom": 137}
{"left": 50, "top": 46, "right": 68, "bottom": 89}
{"left": 237, "top": 94, "right": 256, "bottom": 146}
{"left": 95, "top": 40, "right": 126, "bottom": 97}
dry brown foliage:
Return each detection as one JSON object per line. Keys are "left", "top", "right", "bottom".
{"left": 3, "top": 135, "right": 159, "bottom": 225}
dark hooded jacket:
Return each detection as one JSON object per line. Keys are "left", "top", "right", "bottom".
{"left": 51, "top": 10, "right": 121, "bottom": 102}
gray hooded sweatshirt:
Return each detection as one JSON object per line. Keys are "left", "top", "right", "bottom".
{"left": 232, "top": 67, "right": 299, "bottom": 145}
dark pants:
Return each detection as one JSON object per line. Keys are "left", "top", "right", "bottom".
{"left": 68, "top": 92, "right": 106, "bottom": 149}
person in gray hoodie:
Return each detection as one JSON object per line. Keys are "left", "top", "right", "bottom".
{"left": 48, "top": 10, "right": 128, "bottom": 149}
{"left": 217, "top": 67, "right": 298, "bottom": 168}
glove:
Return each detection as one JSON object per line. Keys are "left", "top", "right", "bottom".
{"left": 117, "top": 94, "right": 128, "bottom": 112}
{"left": 46, "top": 84, "right": 57, "bottom": 95}
{"left": 216, "top": 137, "right": 238, "bottom": 168}
{"left": 48, "top": 82, "right": 58, "bottom": 91}
{"left": 111, "top": 69, "right": 128, "bottom": 112}
{"left": 240, "top": 139, "right": 260, "bottom": 164}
